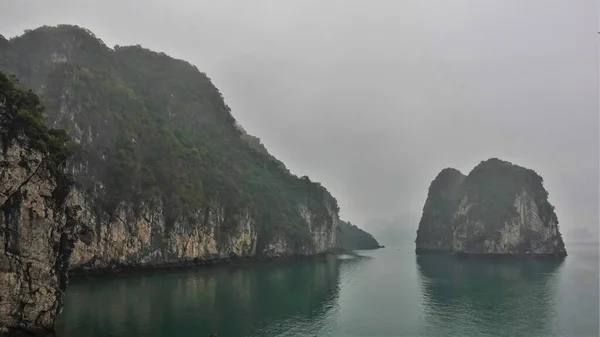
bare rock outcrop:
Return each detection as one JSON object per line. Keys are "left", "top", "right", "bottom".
{"left": 416, "top": 159, "right": 566, "bottom": 258}
{"left": 0, "top": 72, "right": 80, "bottom": 335}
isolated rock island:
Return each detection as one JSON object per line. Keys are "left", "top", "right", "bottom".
{"left": 415, "top": 158, "right": 566, "bottom": 258}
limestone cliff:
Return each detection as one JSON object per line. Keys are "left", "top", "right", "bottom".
{"left": 0, "top": 73, "right": 79, "bottom": 334}
{"left": 416, "top": 159, "right": 566, "bottom": 257}
{"left": 415, "top": 168, "right": 465, "bottom": 253}
{"left": 0, "top": 25, "right": 340, "bottom": 275}
{"left": 69, "top": 195, "right": 338, "bottom": 274}
{"left": 452, "top": 158, "right": 566, "bottom": 257}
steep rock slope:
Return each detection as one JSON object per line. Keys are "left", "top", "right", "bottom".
{"left": 415, "top": 168, "right": 465, "bottom": 253}
{"left": 452, "top": 159, "right": 566, "bottom": 256}
{"left": 415, "top": 159, "right": 566, "bottom": 257}
{"left": 0, "top": 72, "right": 79, "bottom": 334}
{"left": 336, "top": 221, "right": 382, "bottom": 250}
{"left": 0, "top": 25, "right": 339, "bottom": 274}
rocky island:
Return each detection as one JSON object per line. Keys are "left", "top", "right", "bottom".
{"left": 415, "top": 158, "right": 567, "bottom": 258}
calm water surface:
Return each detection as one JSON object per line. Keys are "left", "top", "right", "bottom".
{"left": 56, "top": 243, "right": 599, "bottom": 337}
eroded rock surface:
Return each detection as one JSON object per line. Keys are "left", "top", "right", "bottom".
{"left": 416, "top": 159, "right": 566, "bottom": 258}
{"left": 0, "top": 141, "right": 80, "bottom": 334}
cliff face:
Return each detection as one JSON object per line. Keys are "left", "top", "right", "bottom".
{"left": 0, "top": 25, "right": 340, "bottom": 275}
{"left": 452, "top": 159, "right": 566, "bottom": 257}
{"left": 415, "top": 168, "right": 465, "bottom": 252}
{"left": 69, "top": 194, "right": 337, "bottom": 273}
{"left": 0, "top": 73, "right": 79, "bottom": 334}
{"left": 452, "top": 190, "right": 565, "bottom": 255}
{"left": 336, "top": 220, "right": 382, "bottom": 250}
{"left": 416, "top": 159, "right": 566, "bottom": 257}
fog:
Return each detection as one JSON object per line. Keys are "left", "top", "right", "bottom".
{"left": 1, "top": 0, "right": 598, "bottom": 239}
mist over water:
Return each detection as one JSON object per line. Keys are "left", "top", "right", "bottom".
{"left": 56, "top": 243, "right": 599, "bottom": 337}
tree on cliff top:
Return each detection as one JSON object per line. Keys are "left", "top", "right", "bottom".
{"left": 0, "top": 71, "right": 69, "bottom": 177}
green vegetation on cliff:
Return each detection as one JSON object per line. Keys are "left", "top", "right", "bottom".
{"left": 0, "top": 70, "right": 75, "bottom": 337}
{"left": 0, "top": 71, "right": 69, "bottom": 178}
{"left": 453, "top": 158, "right": 564, "bottom": 253}
{"left": 415, "top": 168, "right": 465, "bottom": 251}
{"left": 0, "top": 25, "right": 338, "bottom": 251}
{"left": 456, "top": 158, "right": 559, "bottom": 232}
{"left": 337, "top": 221, "right": 382, "bottom": 250}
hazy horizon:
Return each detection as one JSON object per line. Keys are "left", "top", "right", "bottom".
{"left": 1, "top": 0, "right": 598, "bottom": 239}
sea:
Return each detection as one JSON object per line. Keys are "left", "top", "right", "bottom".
{"left": 55, "top": 242, "right": 599, "bottom": 337}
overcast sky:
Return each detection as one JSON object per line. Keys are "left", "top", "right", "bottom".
{"left": 1, "top": 0, "right": 598, "bottom": 237}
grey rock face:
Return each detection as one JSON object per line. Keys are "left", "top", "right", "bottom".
{"left": 416, "top": 159, "right": 566, "bottom": 257}
{"left": 452, "top": 191, "right": 566, "bottom": 255}
{"left": 0, "top": 138, "right": 80, "bottom": 334}
{"left": 68, "top": 192, "right": 338, "bottom": 273}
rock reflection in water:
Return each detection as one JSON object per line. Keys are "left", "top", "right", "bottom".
{"left": 56, "top": 255, "right": 344, "bottom": 337}
{"left": 416, "top": 254, "right": 564, "bottom": 337}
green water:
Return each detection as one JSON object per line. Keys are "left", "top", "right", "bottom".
{"left": 56, "top": 243, "right": 599, "bottom": 337}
